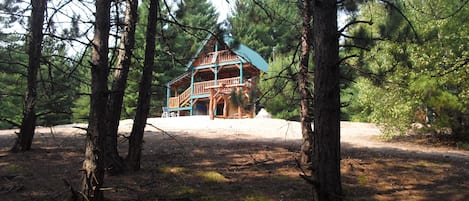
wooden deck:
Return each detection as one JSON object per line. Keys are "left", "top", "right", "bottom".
{"left": 168, "top": 77, "right": 243, "bottom": 109}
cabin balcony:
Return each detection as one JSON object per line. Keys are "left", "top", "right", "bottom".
{"left": 192, "top": 50, "right": 239, "bottom": 66}
{"left": 168, "top": 77, "right": 251, "bottom": 109}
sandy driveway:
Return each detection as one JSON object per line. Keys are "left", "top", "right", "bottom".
{"left": 1, "top": 116, "right": 468, "bottom": 159}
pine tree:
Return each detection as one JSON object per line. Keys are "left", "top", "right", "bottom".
{"left": 104, "top": 0, "right": 139, "bottom": 175}
{"left": 312, "top": 0, "right": 342, "bottom": 200}
{"left": 298, "top": 0, "right": 313, "bottom": 172}
{"left": 81, "top": 0, "right": 111, "bottom": 200}
{"left": 12, "top": 0, "right": 47, "bottom": 152}
{"left": 127, "top": 0, "right": 159, "bottom": 171}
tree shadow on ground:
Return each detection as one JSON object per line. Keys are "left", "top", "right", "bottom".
{"left": 341, "top": 142, "right": 469, "bottom": 201}
{"left": 0, "top": 131, "right": 467, "bottom": 201}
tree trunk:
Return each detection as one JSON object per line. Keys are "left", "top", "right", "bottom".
{"left": 105, "top": 0, "right": 138, "bottom": 175}
{"left": 81, "top": 0, "right": 111, "bottom": 200}
{"left": 299, "top": 0, "right": 314, "bottom": 170}
{"left": 312, "top": 0, "right": 342, "bottom": 200}
{"left": 12, "top": 0, "right": 46, "bottom": 152}
{"left": 126, "top": 0, "right": 159, "bottom": 171}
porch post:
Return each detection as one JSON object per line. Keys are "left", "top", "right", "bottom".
{"left": 239, "top": 58, "right": 243, "bottom": 84}
{"left": 223, "top": 94, "right": 229, "bottom": 118}
{"left": 190, "top": 68, "right": 194, "bottom": 116}
{"left": 237, "top": 87, "right": 243, "bottom": 119}
{"left": 214, "top": 65, "right": 218, "bottom": 85}
{"left": 214, "top": 38, "right": 219, "bottom": 85}
{"left": 212, "top": 40, "right": 219, "bottom": 117}
{"left": 213, "top": 65, "right": 218, "bottom": 116}
{"left": 215, "top": 38, "right": 218, "bottom": 52}
{"left": 166, "top": 83, "right": 170, "bottom": 108}
{"left": 209, "top": 88, "right": 214, "bottom": 120}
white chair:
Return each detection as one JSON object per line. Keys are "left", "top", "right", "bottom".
{"left": 161, "top": 107, "right": 169, "bottom": 118}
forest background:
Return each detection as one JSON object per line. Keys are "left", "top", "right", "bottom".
{"left": 0, "top": 0, "right": 468, "bottom": 141}
{"left": 0, "top": 0, "right": 468, "bottom": 200}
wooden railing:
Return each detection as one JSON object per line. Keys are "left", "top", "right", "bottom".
{"left": 217, "top": 50, "right": 238, "bottom": 63}
{"left": 169, "top": 77, "right": 244, "bottom": 108}
{"left": 193, "top": 50, "right": 238, "bottom": 66}
{"left": 193, "top": 77, "right": 241, "bottom": 95}
{"left": 169, "top": 97, "right": 179, "bottom": 108}
{"left": 169, "top": 87, "right": 191, "bottom": 108}
{"left": 218, "top": 77, "right": 241, "bottom": 86}
{"left": 179, "top": 87, "right": 191, "bottom": 106}
{"left": 193, "top": 80, "right": 214, "bottom": 95}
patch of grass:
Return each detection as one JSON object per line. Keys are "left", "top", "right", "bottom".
{"left": 168, "top": 186, "right": 225, "bottom": 200}
{"left": 456, "top": 142, "right": 469, "bottom": 150}
{"left": 417, "top": 160, "right": 427, "bottom": 166}
{"left": 413, "top": 160, "right": 449, "bottom": 169}
{"left": 197, "top": 171, "right": 228, "bottom": 183}
{"left": 199, "top": 196, "right": 226, "bottom": 201}
{"left": 358, "top": 174, "right": 368, "bottom": 185}
{"left": 4, "top": 164, "right": 22, "bottom": 172}
{"left": 243, "top": 195, "right": 273, "bottom": 201}
{"left": 160, "top": 166, "right": 187, "bottom": 174}
{"left": 173, "top": 186, "right": 201, "bottom": 196}
{"left": 372, "top": 158, "right": 382, "bottom": 163}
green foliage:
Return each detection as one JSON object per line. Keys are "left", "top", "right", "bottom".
{"left": 456, "top": 142, "right": 469, "bottom": 151}
{"left": 0, "top": 0, "right": 87, "bottom": 128}
{"left": 229, "top": 89, "right": 243, "bottom": 108}
{"left": 71, "top": 94, "right": 90, "bottom": 123}
{"left": 342, "top": 0, "right": 469, "bottom": 139}
{"left": 230, "top": 0, "right": 301, "bottom": 61}
{"left": 230, "top": 0, "right": 303, "bottom": 120}
{"left": 36, "top": 38, "right": 81, "bottom": 126}
{"left": 1, "top": 33, "right": 82, "bottom": 128}
{"left": 348, "top": 78, "right": 418, "bottom": 135}
{"left": 258, "top": 55, "right": 300, "bottom": 120}
{"left": 121, "top": 0, "right": 218, "bottom": 118}
{"left": 229, "top": 88, "right": 257, "bottom": 111}
{"left": 0, "top": 45, "right": 26, "bottom": 128}
{"left": 1, "top": 0, "right": 466, "bottom": 140}
{"left": 70, "top": 48, "right": 92, "bottom": 123}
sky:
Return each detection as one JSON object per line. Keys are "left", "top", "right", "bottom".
{"left": 0, "top": 0, "right": 234, "bottom": 53}
{"left": 1, "top": 0, "right": 347, "bottom": 52}
{"left": 208, "top": 0, "right": 234, "bottom": 22}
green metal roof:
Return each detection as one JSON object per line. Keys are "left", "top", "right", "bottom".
{"left": 186, "top": 32, "right": 269, "bottom": 73}
{"left": 222, "top": 34, "right": 269, "bottom": 73}
{"left": 233, "top": 44, "right": 269, "bottom": 72}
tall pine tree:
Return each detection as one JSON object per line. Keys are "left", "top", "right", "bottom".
{"left": 12, "top": 0, "right": 47, "bottom": 152}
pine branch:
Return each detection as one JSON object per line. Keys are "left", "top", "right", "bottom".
{"left": 338, "top": 20, "right": 373, "bottom": 33}
{"left": 0, "top": 117, "right": 21, "bottom": 128}
{"left": 379, "top": 0, "right": 421, "bottom": 43}
{"left": 407, "top": 0, "right": 469, "bottom": 20}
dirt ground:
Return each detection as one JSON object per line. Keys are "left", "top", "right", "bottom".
{"left": 0, "top": 117, "right": 468, "bottom": 201}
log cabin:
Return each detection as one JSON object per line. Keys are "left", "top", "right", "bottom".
{"left": 166, "top": 32, "right": 268, "bottom": 119}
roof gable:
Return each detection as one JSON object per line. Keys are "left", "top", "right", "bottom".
{"left": 186, "top": 32, "right": 269, "bottom": 73}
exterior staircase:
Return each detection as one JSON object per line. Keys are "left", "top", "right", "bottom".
{"left": 169, "top": 87, "right": 191, "bottom": 108}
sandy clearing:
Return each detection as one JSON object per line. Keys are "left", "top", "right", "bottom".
{"left": 1, "top": 116, "right": 468, "bottom": 159}
{"left": 0, "top": 116, "right": 379, "bottom": 140}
